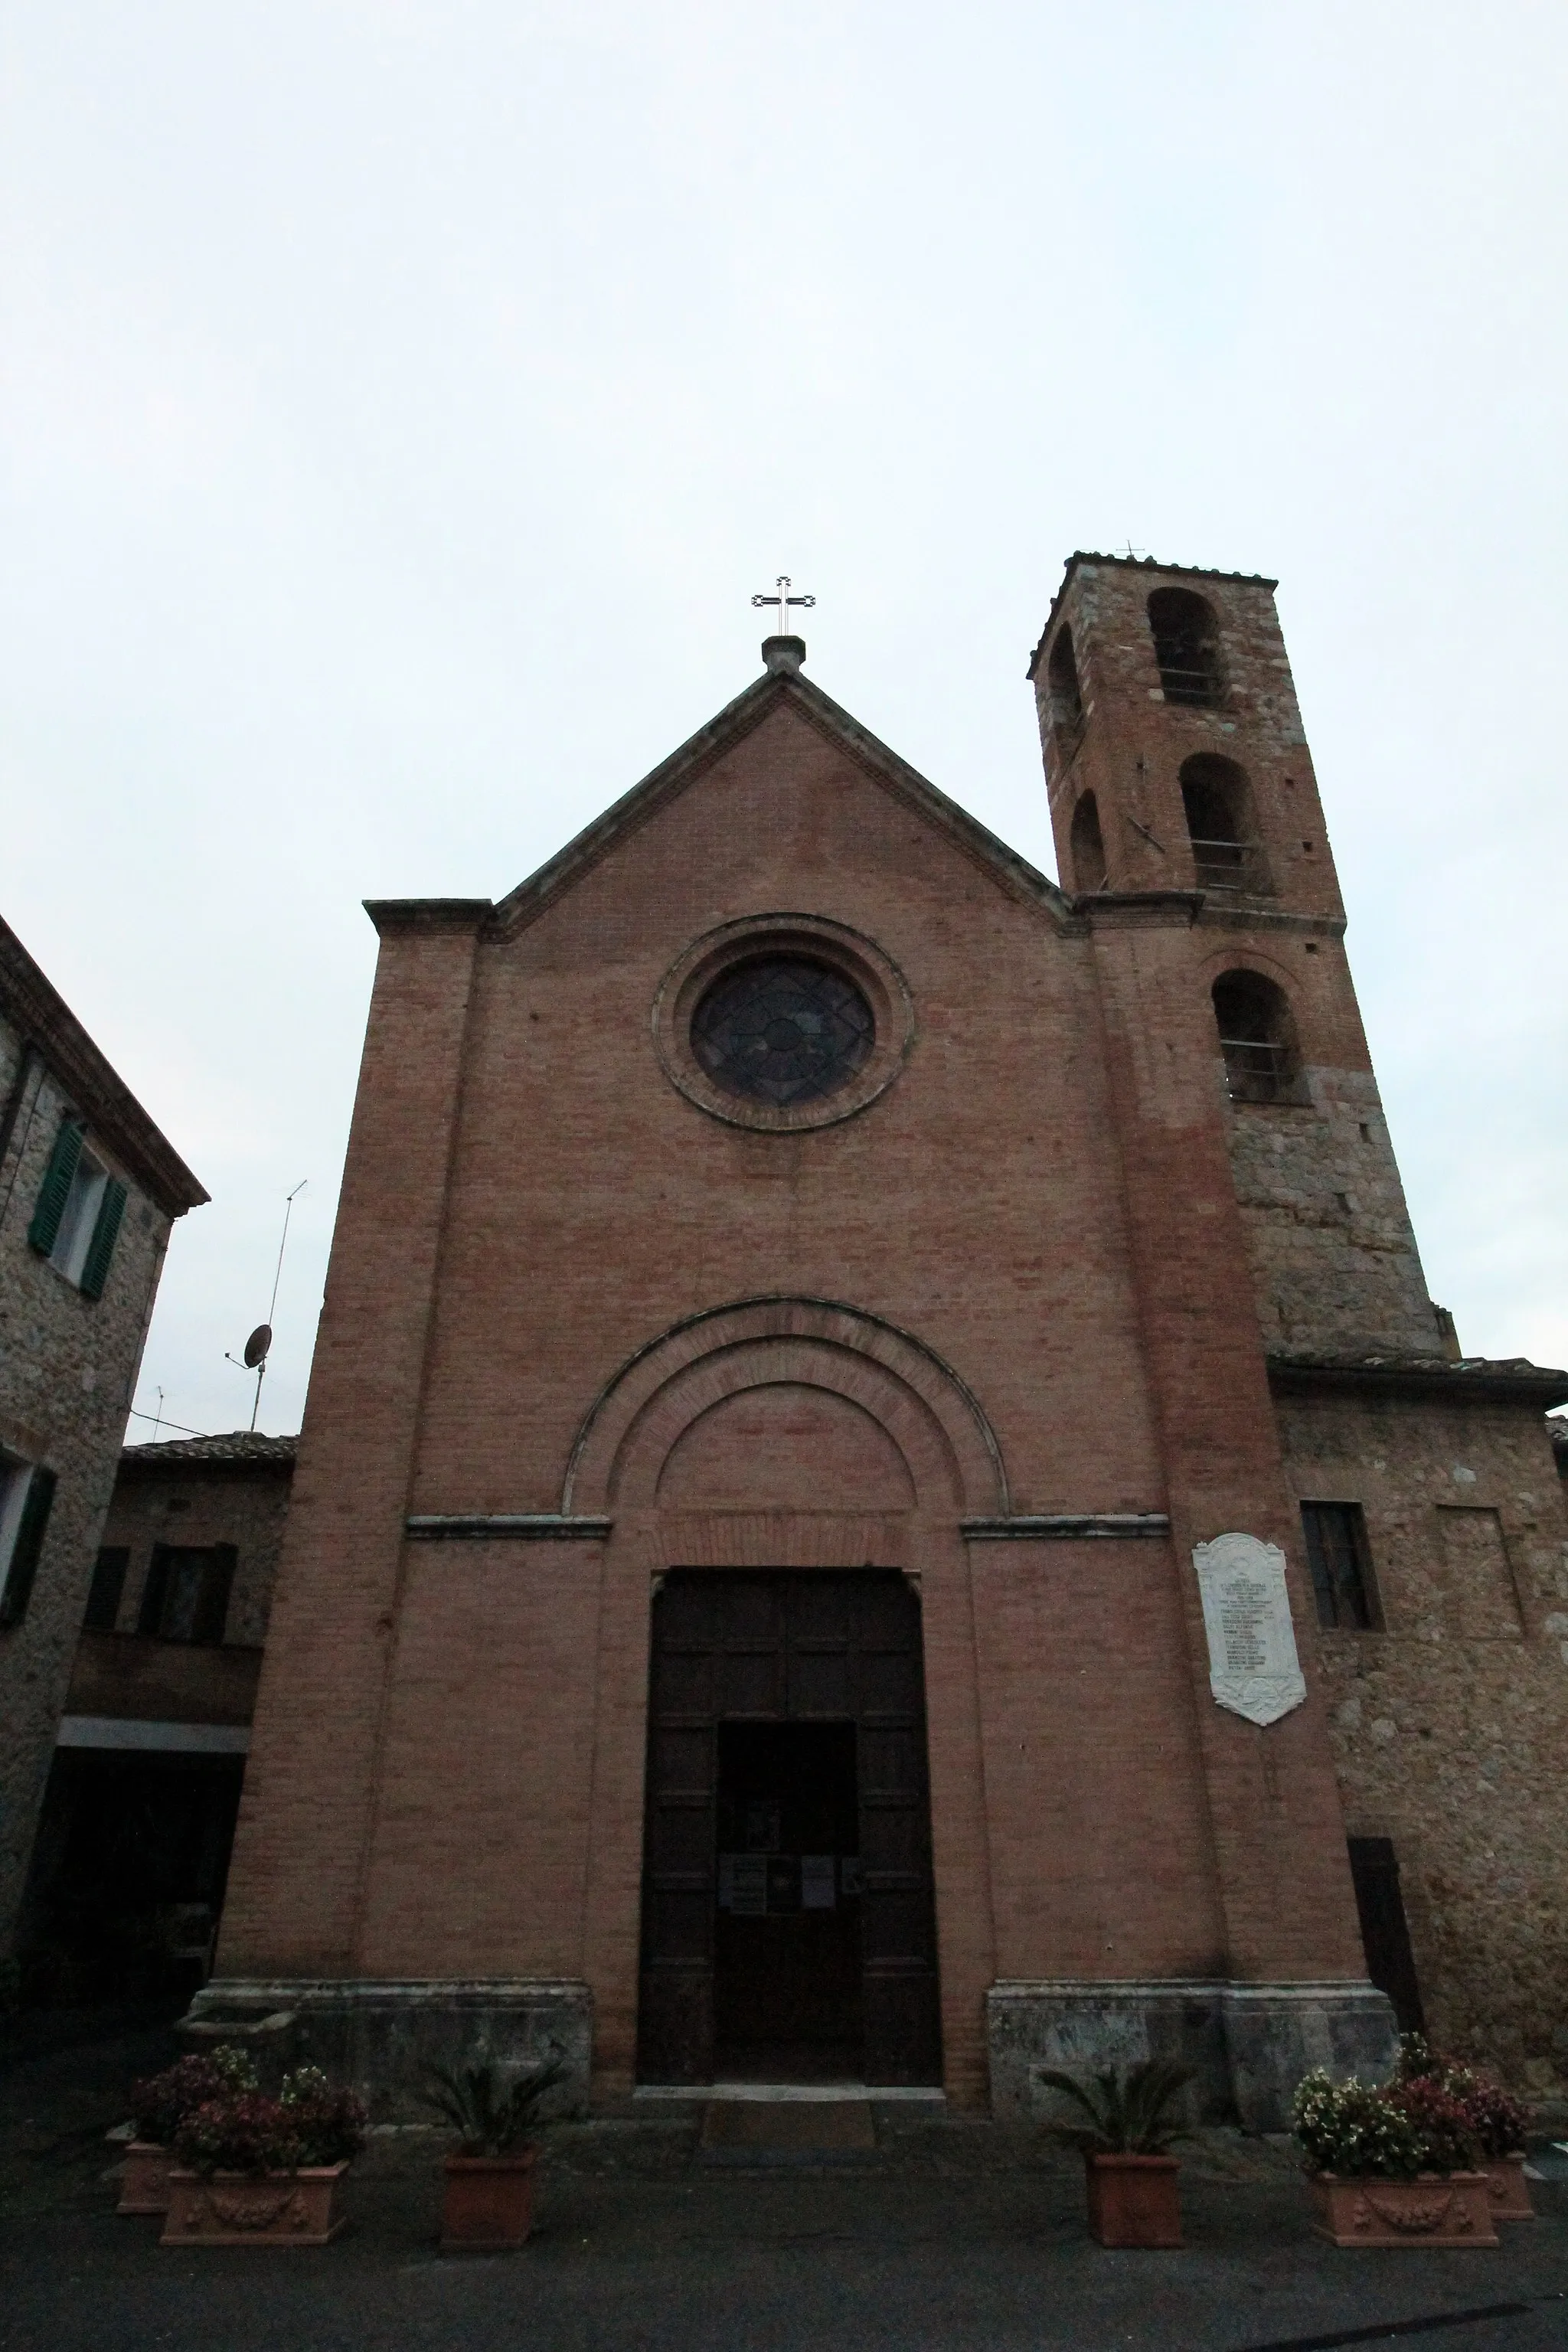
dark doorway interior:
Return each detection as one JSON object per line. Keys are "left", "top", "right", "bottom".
{"left": 20, "top": 1750, "right": 243, "bottom": 2005}
{"left": 638, "top": 1570, "right": 942, "bottom": 2088}
{"left": 714, "top": 1720, "right": 862, "bottom": 2080}
{"left": 1348, "top": 1835, "right": 1425, "bottom": 2035}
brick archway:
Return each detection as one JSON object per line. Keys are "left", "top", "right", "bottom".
{"left": 562, "top": 1295, "right": 1009, "bottom": 1521}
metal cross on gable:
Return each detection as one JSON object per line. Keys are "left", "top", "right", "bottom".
{"left": 752, "top": 575, "right": 815, "bottom": 632}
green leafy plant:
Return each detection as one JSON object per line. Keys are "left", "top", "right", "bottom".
{"left": 1033, "top": 2058, "right": 1194, "bottom": 2155}
{"left": 130, "top": 2047, "right": 258, "bottom": 2147}
{"left": 422, "top": 2050, "right": 568, "bottom": 2156}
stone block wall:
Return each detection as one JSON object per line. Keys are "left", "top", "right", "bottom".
{"left": 0, "top": 1023, "right": 177, "bottom": 1955}
{"left": 1277, "top": 1381, "right": 1568, "bottom": 2092}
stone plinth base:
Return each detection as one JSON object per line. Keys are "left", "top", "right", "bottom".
{"left": 988, "top": 1978, "right": 1397, "bottom": 2132}
{"left": 179, "top": 1978, "right": 592, "bottom": 2122}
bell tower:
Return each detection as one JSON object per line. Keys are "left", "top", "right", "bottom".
{"left": 1031, "top": 554, "right": 1345, "bottom": 917}
{"left": 1029, "top": 552, "right": 1442, "bottom": 1366}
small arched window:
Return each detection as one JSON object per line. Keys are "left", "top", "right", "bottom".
{"left": 1047, "top": 626, "right": 1083, "bottom": 731}
{"left": 1148, "top": 588, "right": 1223, "bottom": 707}
{"left": 1070, "top": 792, "right": 1107, "bottom": 892}
{"left": 1181, "top": 753, "right": 1267, "bottom": 893}
{"left": 1211, "top": 970, "right": 1303, "bottom": 1104}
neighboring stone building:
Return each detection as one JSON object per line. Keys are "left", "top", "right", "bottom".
{"left": 18, "top": 1432, "right": 294, "bottom": 2000}
{"left": 196, "top": 557, "right": 1568, "bottom": 2122}
{"left": 0, "top": 916, "right": 207, "bottom": 1971}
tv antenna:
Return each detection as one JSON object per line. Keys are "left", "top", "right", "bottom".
{"left": 226, "top": 1180, "right": 307, "bottom": 1432}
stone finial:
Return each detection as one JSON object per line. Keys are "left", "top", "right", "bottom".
{"left": 762, "top": 635, "right": 806, "bottom": 675}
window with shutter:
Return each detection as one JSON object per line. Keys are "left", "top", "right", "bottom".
{"left": 0, "top": 1466, "right": 57, "bottom": 1629}
{"left": 80, "top": 1179, "right": 127, "bottom": 1299}
{"left": 28, "top": 1121, "right": 83, "bottom": 1256}
{"left": 84, "top": 1547, "right": 130, "bottom": 1631}
{"left": 140, "top": 1545, "right": 235, "bottom": 1644}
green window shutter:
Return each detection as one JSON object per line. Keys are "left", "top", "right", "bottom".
{"left": 79, "top": 1179, "right": 128, "bottom": 1300}
{"left": 28, "top": 1122, "right": 83, "bottom": 1256}
{"left": 138, "top": 1544, "right": 173, "bottom": 1636}
{"left": 0, "top": 1468, "right": 57, "bottom": 1628}
{"left": 194, "top": 1544, "right": 237, "bottom": 1645}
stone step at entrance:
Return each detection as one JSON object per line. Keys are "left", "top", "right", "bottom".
{"left": 697, "top": 2098, "right": 877, "bottom": 2167}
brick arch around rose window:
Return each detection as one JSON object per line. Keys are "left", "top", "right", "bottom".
{"left": 562, "top": 1296, "right": 1008, "bottom": 1528}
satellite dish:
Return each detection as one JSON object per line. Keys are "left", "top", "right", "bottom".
{"left": 242, "top": 1324, "right": 273, "bottom": 1370}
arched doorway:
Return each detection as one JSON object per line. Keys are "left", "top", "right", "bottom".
{"left": 639, "top": 1566, "right": 939, "bottom": 2086}
{"left": 565, "top": 1295, "right": 1008, "bottom": 2101}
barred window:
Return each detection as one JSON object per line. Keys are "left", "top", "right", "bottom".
{"left": 1212, "top": 969, "right": 1303, "bottom": 1104}
{"left": 1147, "top": 587, "right": 1223, "bottom": 708}
{"left": 1181, "top": 753, "right": 1269, "bottom": 895}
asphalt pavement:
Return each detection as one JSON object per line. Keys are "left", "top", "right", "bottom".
{"left": 3, "top": 2011, "right": 1565, "bottom": 2352}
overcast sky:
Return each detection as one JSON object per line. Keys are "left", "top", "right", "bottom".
{"left": 3, "top": 1, "right": 1564, "bottom": 1440}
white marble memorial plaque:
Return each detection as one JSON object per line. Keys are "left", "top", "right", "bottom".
{"left": 1192, "top": 1532, "right": 1306, "bottom": 1727}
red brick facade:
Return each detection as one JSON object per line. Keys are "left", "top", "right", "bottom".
{"left": 210, "top": 564, "right": 1568, "bottom": 2118}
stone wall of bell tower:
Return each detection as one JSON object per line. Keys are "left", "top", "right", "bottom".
{"left": 1030, "top": 553, "right": 1448, "bottom": 1364}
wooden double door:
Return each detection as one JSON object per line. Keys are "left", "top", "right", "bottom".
{"left": 638, "top": 1570, "right": 942, "bottom": 2086}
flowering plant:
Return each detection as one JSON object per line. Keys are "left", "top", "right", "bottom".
{"left": 129, "top": 2047, "right": 258, "bottom": 2147}
{"left": 172, "top": 2092, "right": 299, "bottom": 2177}
{"left": 169, "top": 2067, "right": 366, "bottom": 2176}
{"left": 1459, "top": 2078, "right": 1531, "bottom": 2161}
{"left": 1384, "top": 2076, "right": 1483, "bottom": 2174}
{"left": 1395, "top": 2031, "right": 1530, "bottom": 2158}
{"left": 278, "top": 2066, "right": 368, "bottom": 2167}
{"left": 1291, "top": 2071, "right": 1427, "bottom": 2179}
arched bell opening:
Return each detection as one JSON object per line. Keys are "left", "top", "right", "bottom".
{"left": 1210, "top": 968, "right": 1306, "bottom": 1105}
{"left": 1181, "top": 753, "right": 1270, "bottom": 895}
{"left": 1148, "top": 586, "right": 1224, "bottom": 708}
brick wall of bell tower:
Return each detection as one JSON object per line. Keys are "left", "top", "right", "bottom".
{"left": 1031, "top": 554, "right": 1446, "bottom": 1364}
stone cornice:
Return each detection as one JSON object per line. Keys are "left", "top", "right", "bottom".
{"left": 1268, "top": 1355, "right": 1568, "bottom": 1410}
{"left": 962, "top": 1513, "right": 1170, "bottom": 1540}
{"left": 406, "top": 1513, "right": 612, "bottom": 1540}
{"left": 364, "top": 898, "right": 493, "bottom": 937}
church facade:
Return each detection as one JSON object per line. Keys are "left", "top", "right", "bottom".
{"left": 202, "top": 556, "right": 1568, "bottom": 2124}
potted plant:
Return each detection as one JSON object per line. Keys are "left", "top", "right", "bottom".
{"left": 160, "top": 2065, "right": 368, "bottom": 2246}
{"left": 1396, "top": 2037, "right": 1534, "bottom": 2220}
{"left": 423, "top": 2050, "right": 567, "bottom": 2252}
{"left": 1292, "top": 2069, "right": 1497, "bottom": 2247}
{"left": 1034, "top": 2058, "right": 1193, "bottom": 2248}
{"left": 119, "top": 2047, "right": 257, "bottom": 2215}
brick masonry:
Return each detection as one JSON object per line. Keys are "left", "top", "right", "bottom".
{"left": 211, "top": 565, "right": 1566, "bottom": 2115}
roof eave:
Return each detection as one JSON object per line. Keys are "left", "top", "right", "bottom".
{"left": 0, "top": 916, "right": 208, "bottom": 1217}
{"left": 472, "top": 664, "right": 1070, "bottom": 942}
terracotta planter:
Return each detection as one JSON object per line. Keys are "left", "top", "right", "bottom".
{"left": 1483, "top": 2153, "right": 1535, "bottom": 2220}
{"left": 440, "top": 2147, "right": 538, "bottom": 2252}
{"left": 1310, "top": 2171, "right": 1498, "bottom": 2249}
{"left": 117, "top": 2141, "right": 175, "bottom": 2215}
{"left": 1083, "top": 2152, "right": 1183, "bottom": 2249}
{"left": 160, "top": 2162, "right": 348, "bottom": 2246}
